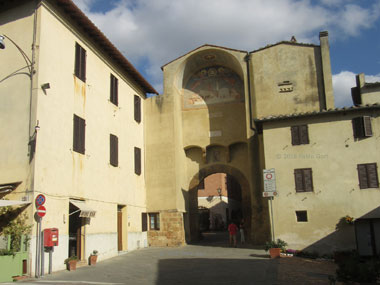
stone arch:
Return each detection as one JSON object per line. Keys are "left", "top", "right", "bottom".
{"left": 186, "top": 164, "right": 252, "bottom": 243}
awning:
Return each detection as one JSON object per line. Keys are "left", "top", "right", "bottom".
{"left": 0, "top": 200, "right": 31, "bottom": 207}
{"left": 70, "top": 200, "right": 96, "bottom": 218}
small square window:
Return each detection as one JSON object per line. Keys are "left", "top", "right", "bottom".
{"left": 149, "top": 213, "right": 160, "bottom": 230}
{"left": 296, "top": 211, "right": 308, "bottom": 222}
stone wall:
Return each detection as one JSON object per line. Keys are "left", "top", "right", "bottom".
{"left": 147, "top": 210, "right": 185, "bottom": 247}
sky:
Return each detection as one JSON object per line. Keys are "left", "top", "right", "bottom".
{"left": 73, "top": 0, "right": 380, "bottom": 107}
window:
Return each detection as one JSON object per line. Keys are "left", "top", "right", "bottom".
{"left": 357, "top": 163, "right": 379, "bottom": 189}
{"left": 134, "top": 95, "right": 141, "bottom": 123}
{"left": 134, "top": 147, "right": 141, "bottom": 175}
{"left": 73, "top": 114, "right": 85, "bottom": 154}
{"left": 142, "top": 213, "right": 147, "bottom": 232}
{"left": 291, "top": 125, "right": 309, "bottom": 145}
{"left": 149, "top": 213, "right": 160, "bottom": 230}
{"left": 74, "top": 43, "right": 86, "bottom": 82}
{"left": 110, "top": 74, "right": 118, "bottom": 106}
{"left": 296, "top": 211, "right": 308, "bottom": 222}
{"left": 110, "top": 134, "right": 118, "bottom": 167}
{"left": 294, "top": 168, "right": 313, "bottom": 192}
{"left": 353, "top": 116, "right": 372, "bottom": 139}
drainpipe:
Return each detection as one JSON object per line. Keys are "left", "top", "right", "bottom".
{"left": 244, "top": 52, "right": 255, "bottom": 132}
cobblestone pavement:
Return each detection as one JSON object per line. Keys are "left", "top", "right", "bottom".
{"left": 12, "top": 232, "right": 336, "bottom": 285}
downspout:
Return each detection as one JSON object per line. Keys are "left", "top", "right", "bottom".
{"left": 244, "top": 52, "right": 255, "bottom": 132}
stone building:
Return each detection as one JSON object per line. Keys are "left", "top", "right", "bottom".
{"left": 0, "top": 0, "right": 156, "bottom": 275}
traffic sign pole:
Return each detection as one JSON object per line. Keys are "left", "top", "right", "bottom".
{"left": 35, "top": 194, "right": 46, "bottom": 278}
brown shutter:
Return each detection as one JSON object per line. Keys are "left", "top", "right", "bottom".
{"left": 367, "top": 163, "right": 378, "bottom": 188}
{"left": 142, "top": 213, "right": 147, "bottom": 232}
{"left": 294, "top": 169, "right": 304, "bottom": 192}
{"left": 363, "top": 116, "right": 373, "bottom": 137}
{"left": 73, "top": 115, "right": 85, "bottom": 154}
{"left": 300, "top": 125, "right": 309, "bottom": 144}
{"left": 75, "top": 43, "right": 86, "bottom": 82}
{"left": 134, "top": 95, "right": 141, "bottom": 123}
{"left": 358, "top": 164, "right": 368, "bottom": 189}
{"left": 291, "top": 126, "right": 300, "bottom": 145}
{"left": 352, "top": 117, "right": 364, "bottom": 138}
{"left": 303, "top": 168, "right": 313, "bottom": 192}
{"left": 110, "top": 74, "right": 118, "bottom": 106}
{"left": 81, "top": 47, "right": 86, "bottom": 82}
{"left": 135, "top": 147, "right": 141, "bottom": 175}
{"left": 110, "top": 134, "right": 118, "bottom": 167}
{"left": 75, "top": 43, "right": 80, "bottom": 78}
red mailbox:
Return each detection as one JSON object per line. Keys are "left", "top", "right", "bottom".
{"left": 44, "top": 228, "right": 59, "bottom": 247}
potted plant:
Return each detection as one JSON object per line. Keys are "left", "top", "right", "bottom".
{"left": 265, "top": 239, "right": 287, "bottom": 258}
{"left": 89, "top": 250, "right": 98, "bottom": 265}
{"left": 64, "top": 256, "right": 78, "bottom": 271}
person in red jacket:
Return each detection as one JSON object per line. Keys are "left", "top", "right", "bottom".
{"left": 228, "top": 221, "right": 238, "bottom": 247}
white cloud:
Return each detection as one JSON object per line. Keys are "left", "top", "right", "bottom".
{"left": 73, "top": 0, "right": 380, "bottom": 93}
{"left": 332, "top": 71, "right": 380, "bottom": 107}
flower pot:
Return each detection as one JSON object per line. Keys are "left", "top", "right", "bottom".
{"left": 269, "top": 248, "right": 281, "bottom": 258}
{"left": 89, "top": 255, "right": 98, "bottom": 266}
{"left": 66, "top": 260, "right": 77, "bottom": 271}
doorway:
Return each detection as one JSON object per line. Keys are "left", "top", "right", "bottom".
{"left": 117, "top": 205, "right": 124, "bottom": 251}
{"left": 69, "top": 202, "right": 84, "bottom": 259}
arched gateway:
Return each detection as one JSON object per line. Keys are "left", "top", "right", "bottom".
{"left": 144, "top": 45, "right": 271, "bottom": 246}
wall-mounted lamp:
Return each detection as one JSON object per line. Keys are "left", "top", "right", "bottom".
{"left": 41, "top": 83, "right": 50, "bottom": 90}
{"left": 35, "top": 120, "right": 40, "bottom": 132}
{"left": 0, "top": 35, "right": 5, "bottom": 49}
{"left": 217, "top": 187, "right": 222, "bottom": 200}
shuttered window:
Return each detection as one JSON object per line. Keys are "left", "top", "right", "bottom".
{"left": 142, "top": 213, "right": 147, "bottom": 232}
{"left": 149, "top": 213, "right": 160, "bottom": 230}
{"left": 134, "top": 95, "right": 141, "bottom": 123}
{"left": 74, "top": 43, "right": 86, "bottom": 82}
{"left": 291, "top": 125, "right": 309, "bottom": 145}
{"left": 353, "top": 116, "right": 373, "bottom": 139}
{"left": 110, "top": 134, "right": 118, "bottom": 167}
{"left": 296, "top": 211, "right": 308, "bottom": 222}
{"left": 294, "top": 168, "right": 313, "bottom": 192}
{"left": 358, "top": 163, "right": 379, "bottom": 189}
{"left": 134, "top": 147, "right": 141, "bottom": 175}
{"left": 73, "top": 114, "right": 85, "bottom": 154}
{"left": 110, "top": 74, "right": 118, "bottom": 106}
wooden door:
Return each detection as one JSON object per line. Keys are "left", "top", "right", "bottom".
{"left": 117, "top": 210, "right": 122, "bottom": 251}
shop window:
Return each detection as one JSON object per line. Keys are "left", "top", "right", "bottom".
{"left": 294, "top": 168, "right": 313, "bottom": 192}
{"left": 358, "top": 163, "right": 379, "bottom": 189}
{"left": 296, "top": 211, "right": 308, "bottom": 222}
{"left": 291, "top": 125, "right": 309, "bottom": 145}
{"left": 74, "top": 43, "right": 86, "bottom": 82}
{"left": 149, "top": 213, "right": 160, "bottom": 230}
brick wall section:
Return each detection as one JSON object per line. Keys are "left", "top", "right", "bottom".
{"left": 147, "top": 210, "right": 185, "bottom": 247}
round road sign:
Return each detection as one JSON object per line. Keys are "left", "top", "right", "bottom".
{"left": 35, "top": 194, "right": 46, "bottom": 206}
{"left": 36, "top": 205, "right": 46, "bottom": 218}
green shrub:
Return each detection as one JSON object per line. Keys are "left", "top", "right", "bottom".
{"left": 0, "top": 249, "right": 15, "bottom": 256}
{"left": 264, "top": 239, "right": 287, "bottom": 252}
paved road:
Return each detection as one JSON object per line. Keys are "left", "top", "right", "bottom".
{"left": 11, "top": 232, "right": 335, "bottom": 285}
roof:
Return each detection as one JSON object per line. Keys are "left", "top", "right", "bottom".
{"left": 250, "top": 41, "right": 319, "bottom": 54}
{"left": 161, "top": 44, "right": 247, "bottom": 70}
{"left": 254, "top": 104, "right": 380, "bottom": 123}
{"left": 0, "top": 0, "right": 158, "bottom": 95}
{"left": 363, "top": 82, "right": 380, "bottom": 89}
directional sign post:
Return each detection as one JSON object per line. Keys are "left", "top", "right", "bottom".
{"left": 263, "top": 169, "right": 276, "bottom": 242}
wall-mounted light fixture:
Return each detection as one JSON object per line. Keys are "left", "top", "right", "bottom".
{"left": 41, "top": 83, "right": 50, "bottom": 90}
{"left": 217, "top": 187, "right": 222, "bottom": 200}
{"left": 0, "top": 35, "right": 5, "bottom": 49}
{"left": 35, "top": 120, "right": 40, "bottom": 132}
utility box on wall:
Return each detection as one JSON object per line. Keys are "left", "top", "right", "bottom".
{"left": 44, "top": 228, "right": 59, "bottom": 247}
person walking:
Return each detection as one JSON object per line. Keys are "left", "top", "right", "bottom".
{"left": 239, "top": 219, "right": 245, "bottom": 245}
{"left": 228, "top": 221, "right": 238, "bottom": 247}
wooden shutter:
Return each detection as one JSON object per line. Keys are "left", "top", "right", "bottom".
{"left": 75, "top": 43, "right": 86, "bottom": 82}
{"left": 363, "top": 116, "right": 373, "bottom": 137}
{"left": 73, "top": 115, "right": 85, "bottom": 154}
{"left": 367, "top": 163, "right": 378, "bottom": 188}
{"left": 134, "top": 95, "right": 141, "bottom": 123}
{"left": 291, "top": 126, "right": 300, "bottom": 145}
{"left": 134, "top": 147, "right": 141, "bottom": 175}
{"left": 352, "top": 117, "right": 364, "bottom": 138}
{"left": 110, "top": 134, "right": 118, "bottom": 167}
{"left": 303, "top": 168, "right": 313, "bottom": 192}
{"left": 299, "top": 125, "right": 309, "bottom": 144}
{"left": 110, "top": 74, "right": 118, "bottom": 106}
{"left": 142, "top": 213, "right": 147, "bottom": 232}
{"left": 294, "top": 169, "right": 304, "bottom": 192}
{"left": 358, "top": 164, "right": 368, "bottom": 189}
